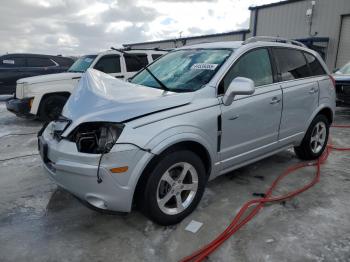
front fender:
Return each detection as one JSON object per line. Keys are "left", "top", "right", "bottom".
{"left": 28, "top": 81, "right": 76, "bottom": 114}
{"left": 150, "top": 125, "right": 215, "bottom": 152}
{"left": 145, "top": 126, "right": 219, "bottom": 177}
{"left": 155, "top": 131, "right": 215, "bottom": 153}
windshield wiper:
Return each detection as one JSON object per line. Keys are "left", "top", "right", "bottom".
{"left": 111, "top": 46, "right": 169, "bottom": 91}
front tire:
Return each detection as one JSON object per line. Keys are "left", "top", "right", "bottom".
{"left": 39, "top": 95, "right": 68, "bottom": 121}
{"left": 294, "top": 114, "right": 329, "bottom": 160}
{"left": 141, "top": 150, "right": 206, "bottom": 226}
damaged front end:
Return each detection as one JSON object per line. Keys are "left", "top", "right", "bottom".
{"left": 67, "top": 122, "right": 124, "bottom": 154}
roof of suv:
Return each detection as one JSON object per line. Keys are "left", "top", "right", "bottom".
{"left": 1, "top": 53, "right": 71, "bottom": 59}
{"left": 177, "top": 40, "right": 318, "bottom": 56}
{"left": 178, "top": 41, "right": 243, "bottom": 50}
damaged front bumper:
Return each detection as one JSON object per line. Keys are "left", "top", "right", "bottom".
{"left": 38, "top": 123, "right": 153, "bottom": 212}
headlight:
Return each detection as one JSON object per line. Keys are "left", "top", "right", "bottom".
{"left": 50, "top": 117, "right": 71, "bottom": 140}
{"left": 16, "top": 82, "right": 24, "bottom": 98}
{"left": 68, "top": 122, "right": 124, "bottom": 154}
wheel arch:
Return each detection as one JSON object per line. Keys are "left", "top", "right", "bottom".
{"left": 37, "top": 91, "right": 71, "bottom": 117}
{"left": 307, "top": 105, "right": 334, "bottom": 130}
{"left": 132, "top": 139, "right": 213, "bottom": 208}
{"left": 317, "top": 107, "right": 333, "bottom": 124}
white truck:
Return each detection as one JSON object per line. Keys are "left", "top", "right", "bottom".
{"left": 6, "top": 49, "right": 167, "bottom": 120}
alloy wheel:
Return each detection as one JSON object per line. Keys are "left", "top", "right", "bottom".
{"left": 156, "top": 162, "right": 198, "bottom": 215}
{"left": 310, "top": 122, "right": 327, "bottom": 154}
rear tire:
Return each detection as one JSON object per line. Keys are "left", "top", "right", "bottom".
{"left": 39, "top": 95, "right": 68, "bottom": 121}
{"left": 140, "top": 150, "right": 206, "bottom": 226}
{"left": 294, "top": 114, "right": 329, "bottom": 160}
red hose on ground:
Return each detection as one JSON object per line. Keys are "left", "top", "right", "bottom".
{"left": 180, "top": 125, "right": 350, "bottom": 262}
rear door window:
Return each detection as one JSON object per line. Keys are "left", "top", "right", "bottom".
{"left": 94, "top": 55, "right": 121, "bottom": 73}
{"left": 1, "top": 57, "right": 26, "bottom": 67}
{"left": 27, "top": 57, "right": 55, "bottom": 67}
{"left": 220, "top": 48, "right": 273, "bottom": 93}
{"left": 303, "top": 52, "right": 326, "bottom": 76}
{"left": 125, "top": 53, "right": 148, "bottom": 72}
{"left": 273, "top": 48, "right": 311, "bottom": 81}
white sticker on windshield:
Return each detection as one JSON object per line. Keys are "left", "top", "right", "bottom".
{"left": 191, "top": 63, "right": 218, "bottom": 70}
{"left": 3, "top": 59, "right": 15, "bottom": 64}
{"left": 84, "top": 58, "right": 93, "bottom": 63}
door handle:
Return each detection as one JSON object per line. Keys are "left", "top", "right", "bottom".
{"left": 270, "top": 97, "right": 281, "bottom": 104}
{"left": 309, "top": 87, "right": 318, "bottom": 94}
{"left": 115, "top": 75, "right": 124, "bottom": 79}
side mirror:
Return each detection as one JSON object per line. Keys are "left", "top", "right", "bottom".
{"left": 222, "top": 77, "right": 255, "bottom": 106}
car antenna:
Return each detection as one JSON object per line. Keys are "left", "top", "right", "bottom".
{"left": 110, "top": 47, "right": 169, "bottom": 92}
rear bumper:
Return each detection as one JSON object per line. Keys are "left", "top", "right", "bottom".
{"left": 6, "top": 98, "right": 35, "bottom": 118}
{"left": 39, "top": 124, "right": 153, "bottom": 212}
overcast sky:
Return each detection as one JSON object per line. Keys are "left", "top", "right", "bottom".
{"left": 0, "top": 0, "right": 281, "bottom": 56}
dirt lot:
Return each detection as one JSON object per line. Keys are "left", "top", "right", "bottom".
{"left": 0, "top": 99, "right": 350, "bottom": 262}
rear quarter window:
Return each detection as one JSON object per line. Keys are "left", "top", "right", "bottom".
{"left": 304, "top": 52, "right": 326, "bottom": 76}
{"left": 53, "top": 57, "right": 74, "bottom": 67}
{"left": 27, "top": 57, "right": 55, "bottom": 67}
{"left": 273, "top": 48, "right": 311, "bottom": 81}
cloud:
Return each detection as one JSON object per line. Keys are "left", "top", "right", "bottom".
{"left": 0, "top": 0, "right": 281, "bottom": 56}
{"left": 102, "top": 3, "right": 159, "bottom": 23}
{"left": 0, "top": 0, "right": 156, "bottom": 55}
{"left": 153, "top": 0, "right": 218, "bottom": 2}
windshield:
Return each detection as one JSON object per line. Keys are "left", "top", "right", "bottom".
{"left": 338, "top": 62, "right": 350, "bottom": 75}
{"left": 130, "top": 49, "right": 232, "bottom": 92}
{"left": 68, "top": 55, "right": 97, "bottom": 73}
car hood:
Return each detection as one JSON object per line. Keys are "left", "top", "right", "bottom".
{"left": 62, "top": 69, "right": 193, "bottom": 127}
{"left": 17, "top": 72, "right": 82, "bottom": 85}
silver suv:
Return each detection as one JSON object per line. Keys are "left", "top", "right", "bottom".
{"left": 38, "top": 37, "right": 335, "bottom": 225}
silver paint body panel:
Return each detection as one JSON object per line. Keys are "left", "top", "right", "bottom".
{"left": 40, "top": 41, "right": 335, "bottom": 212}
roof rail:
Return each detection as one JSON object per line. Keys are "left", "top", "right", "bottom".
{"left": 120, "top": 46, "right": 173, "bottom": 52}
{"left": 242, "top": 36, "right": 306, "bottom": 47}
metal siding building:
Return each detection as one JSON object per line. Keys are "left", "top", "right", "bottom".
{"left": 250, "top": 0, "right": 350, "bottom": 69}
{"left": 124, "top": 30, "right": 249, "bottom": 49}
{"left": 124, "top": 0, "right": 350, "bottom": 70}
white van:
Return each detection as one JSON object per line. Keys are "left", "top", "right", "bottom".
{"left": 6, "top": 49, "right": 167, "bottom": 120}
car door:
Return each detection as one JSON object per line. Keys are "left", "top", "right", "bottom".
{"left": 0, "top": 56, "right": 26, "bottom": 94}
{"left": 123, "top": 53, "right": 149, "bottom": 80}
{"left": 93, "top": 55, "right": 124, "bottom": 79}
{"left": 272, "top": 48, "right": 319, "bottom": 141}
{"left": 219, "top": 48, "right": 282, "bottom": 172}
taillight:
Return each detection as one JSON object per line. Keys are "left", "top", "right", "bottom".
{"left": 329, "top": 75, "right": 336, "bottom": 88}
